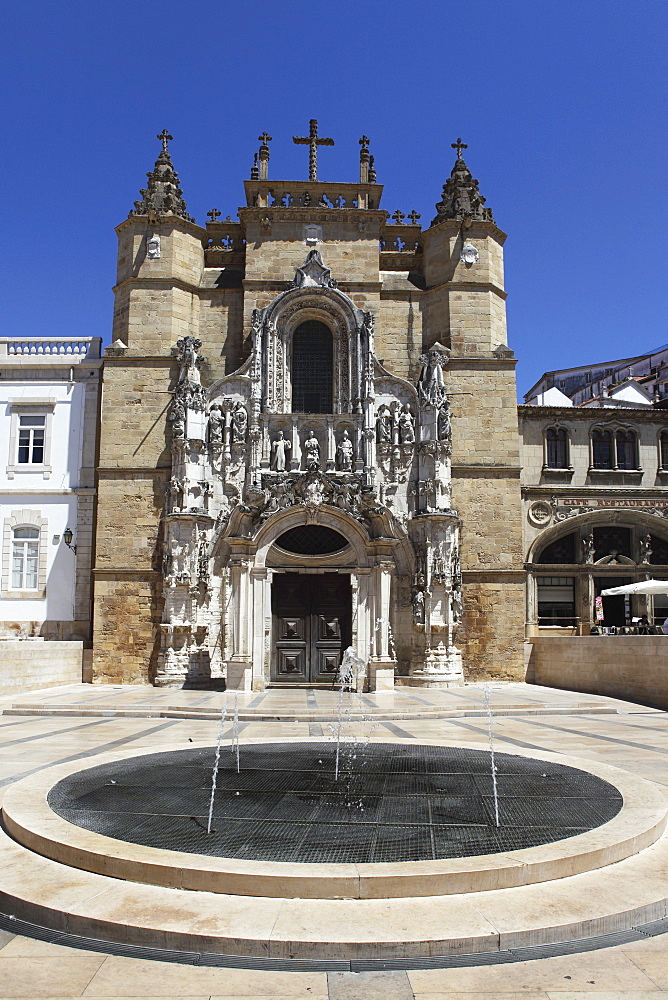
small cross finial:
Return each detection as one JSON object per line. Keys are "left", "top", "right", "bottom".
{"left": 452, "top": 138, "right": 468, "bottom": 158}
{"left": 207, "top": 208, "right": 221, "bottom": 222}
{"left": 408, "top": 210, "right": 421, "bottom": 225}
{"left": 157, "top": 129, "right": 173, "bottom": 154}
{"left": 258, "top": 132, "right": 272, "bottom": 146}
{"left": 392, "top": 210, "right": 406, "bottom": 225}
{"left": 293, "top": 119, "right": 335, "bottom": 182}
{"left": 359, "top": 135, "right": 370, "bottom": 151}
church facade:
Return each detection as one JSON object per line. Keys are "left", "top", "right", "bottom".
{"left": 92, "top": 126, "right": 525, "bottom": 688}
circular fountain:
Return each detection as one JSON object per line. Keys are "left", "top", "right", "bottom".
{"left": 1, "top": 737, "right": 667, "bottom": 962}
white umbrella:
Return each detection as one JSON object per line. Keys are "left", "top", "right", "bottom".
{"left": 600, "top": 580, "right": 668, "bottom": 596}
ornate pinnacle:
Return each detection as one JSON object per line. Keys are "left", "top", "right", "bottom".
{"left": 430, "top": 142, "right": 494, "bottom": 227}
{"left": 129, "top": 132, "right": 194, "bottom": 223}
{"left": 359, "top": 134, "right": 370, "bottom": 183}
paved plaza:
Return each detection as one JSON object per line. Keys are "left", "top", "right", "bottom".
{"left": 1, "top": 681, "right": 668, "bottom": 998}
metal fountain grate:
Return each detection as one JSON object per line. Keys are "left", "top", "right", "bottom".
{"left": 47, "top": 743, "right": 623, "bottom": 864}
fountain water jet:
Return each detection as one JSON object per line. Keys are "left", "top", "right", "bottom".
{"left": 206, "top": 701, "right": 227, "bottom": 834}
{"left": 483, "top": 683, "right": 500, "bottom": 828}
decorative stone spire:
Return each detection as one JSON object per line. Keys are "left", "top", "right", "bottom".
{"left": 129, "top": 130, "right": 194, "bottom": 223}
{"left": 430, "top": 139, "right": 494, "bottom": 227}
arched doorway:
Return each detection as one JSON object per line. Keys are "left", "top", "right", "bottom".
{"left": 270, "top": 525, "right": 351, "bottom": 683}
{"left": 292, "top": 321, "right": 333, "bottom": 414}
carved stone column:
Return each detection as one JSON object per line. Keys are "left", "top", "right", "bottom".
{"left": 227, "top": 556, "right": 253, "bottom": 691}
{"left": 368, "top": 559, "right": 396, "bottom": 690}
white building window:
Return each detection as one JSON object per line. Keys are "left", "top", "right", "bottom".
{"left": 2, "top": 509, "right": 48, "bottom": 598}
{"left": 6, "top": 400, "right": 55, "bottom": 479}
{"left": 17, "top": 415, "right": 46, "bottom": 465}
{"left": 11, "top": 527, "right": 39, "bottom": 590}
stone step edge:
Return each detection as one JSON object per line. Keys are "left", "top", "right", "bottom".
{"left": 1, "top": 827, "right": 668, "bottom": 959}
{"left": 0, "top": 705, "right": 619, "bottom": 721}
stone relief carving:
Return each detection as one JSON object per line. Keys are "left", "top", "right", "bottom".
{"left": 147, "top": 235, "right": 161, "bottom": 259}
{"left": 640, "top": 533, "right": 653, "bottom": 564}
{"left": 289, "top": 249, "right": 338, "bottom": 289}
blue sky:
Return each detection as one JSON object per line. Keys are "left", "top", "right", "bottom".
{"left": 1, "top": 0, "right": 666, "bottom": 396}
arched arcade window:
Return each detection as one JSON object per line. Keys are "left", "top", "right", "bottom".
{"left": 545, "top": 427, "right": 569, "bottom": 469}
{"left": 292, "top": 321, "right": 333, "bottom": 414}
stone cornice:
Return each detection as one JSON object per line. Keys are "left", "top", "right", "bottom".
{"left": 115, "top": 215, "right": 207, "bottom": 240}
{"left": 425, "top": 218, "right": 508, "bottom": 245}
{"left": 520, "top": 404, "right": 668, "bottom": 424}
{"left": 425, "top": 280, "right": 507, "bottom": 299}
{"left": 453, "top": 465, "right": 522, "bottom": 477}
{"left": 93, "top": 567, "right": 161, "bottom": 577}
{"left": 522, "top": 485, "right": 668, "bottom": 498}
{"left": 97, "top": 467, "right": 171, "bottom": 476}
{"left": 239, "top": 206, "right": 387, "bottom": 227}
{"left": 462, "top": 570, "right": 525, "bottom": 580}
{"left": 447, "top": 356, "right": 517, "bottom": 369}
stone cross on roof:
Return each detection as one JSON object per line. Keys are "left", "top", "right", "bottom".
{"left": 292, "top": 119, "right": 334, "bottom": 182}
{"left": 452, "top": 138, "right": 468, "bottom": 159}
{"left": 207, "top": 209, "right": 221, "bottom": 222}
{"left": 158, "top": 130, "right": 173, "bottom": 154}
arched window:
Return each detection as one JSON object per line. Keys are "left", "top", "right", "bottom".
{"left": 537, "top": 532, "right": 576, "bottom": 564}
{"left": 292, "top": 321, "right": 333, "bottom": 414}
{"left": 591, "top": 428, "right": 613, "bottom": 469}
{"left": 545, "top": 427, "right": 569, "bottom": 469}
{"left": 615, "top": 430, "right": 638, "bottom": 470}
{"left": 11, "top": 527, "right": 39, "bottom": 590}
{"left": 659, "top": 430, "right": 668, "bottom": 469}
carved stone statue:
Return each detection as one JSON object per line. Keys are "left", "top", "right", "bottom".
{"left": 168, "top": 476, "right": 183, "bottom": 513}
{"left": 640, "top": 534, "right": 653, "bottom": 564}
{"left": 437, "top": 401, "right": 451, "bottom": 442}
{"left": 207, "top": 405, "right": 223, "bottom": 448}
{"left": 376, "top": 404, "right": 392, "bottom": 444}
{"left": 582, "top": 534, "right": 595, "bottom": 564}
{"left": 231, "top": 402, "right": 248, "bottom": 444}
{"left": 418, "top": 346, "right": 448, "bottom": 408}
{"left": 304, "top": 430, "right": 320, "bottom": 471}
{"left": 336, "top": 429, "right": 354, "bottom": 471}
{"left": 271, "top": 430, "right": 291, "bottom": 472}
{"left": 398, "top": 403, "right": 415, "bottom": 445}
{"left": 412, "top": 588, "right": 425, "bottom": 624}
{"left": 169, "top": 397, "right": 186, "bottom": 441}
{"left": 176, "top": 336, "right": 202, "bottom": 386}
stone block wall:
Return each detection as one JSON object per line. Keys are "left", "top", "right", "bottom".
{"left": 526, "top": 635, "right": 668, "bottom": 709}
{"left": 0, "top": 640, "right": 82, "bottom": 695}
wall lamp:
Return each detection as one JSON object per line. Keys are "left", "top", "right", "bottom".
{"left": 63, "top": 528, "right": 77, "bottom": 554}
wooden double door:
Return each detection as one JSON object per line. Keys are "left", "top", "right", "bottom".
{"left": 271, "top": 573, "right": 351, "bottom": 683}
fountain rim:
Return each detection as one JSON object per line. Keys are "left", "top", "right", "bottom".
{"left": 3, "top": 737, "right": 666, "bottom": 900}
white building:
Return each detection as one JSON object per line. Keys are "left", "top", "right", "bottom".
{"left": 0, "top": 337, "right": 101, "bottom": 644}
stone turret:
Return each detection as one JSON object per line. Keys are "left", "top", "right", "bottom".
{"left": 129, "top": 130, "right": 194, "bottom": 223}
